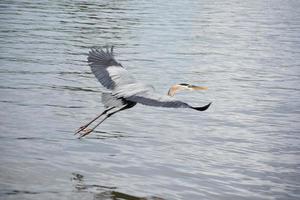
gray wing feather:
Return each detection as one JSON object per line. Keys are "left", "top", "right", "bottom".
{"left": 88, "top": 47, "right": 115, "bottom": 66}
{"left": 125, "top": 90, "right": 191, "bottom": 109}
{"left": 88, "top": 47, "right": 136, "bottom": 90}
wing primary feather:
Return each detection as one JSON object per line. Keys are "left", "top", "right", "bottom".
{"left": 88, "top": 47, "right": 118, "bottom": 67}
{"left": 191, "top": 102, "right": 212, "bottom": 111}
{"left": 88, "top": 46, "right": 136, "bottom": 90}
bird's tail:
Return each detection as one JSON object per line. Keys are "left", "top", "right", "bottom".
{"left": 191, "top": 102, "right": 212, "bottom": 111}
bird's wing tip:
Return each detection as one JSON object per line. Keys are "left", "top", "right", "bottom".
{"left": 192, "top": 102, "right": 212, "bottom": 111}
{"left": 89, "top": 45, "right": 114, "bottom": 53}
{"left": 87, "top": 45, "right": 117, "bottom": 65}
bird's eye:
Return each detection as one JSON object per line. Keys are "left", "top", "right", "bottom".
{"left": 179, "top": 83, "right": 189, "bottom": 86}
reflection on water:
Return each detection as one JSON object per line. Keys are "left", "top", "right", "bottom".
{"left": 72, "top": 173, "right": 117, "bottom": 191}
{"left": 72, "top": 173, "right": 164, "bottom": 200}
{"left": 1, "top": 0, "right": 300, "bottom": 199}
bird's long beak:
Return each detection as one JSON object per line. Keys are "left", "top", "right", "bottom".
{"left": 189, "top": 85, "right": 208, "bottom": 90}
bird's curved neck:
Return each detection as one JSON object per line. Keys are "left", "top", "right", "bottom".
{"left": 167, "top": 85, "right": 185, "bottom": 96}
{"left": 167, "top": 84, "right": 208, "bottom": 96}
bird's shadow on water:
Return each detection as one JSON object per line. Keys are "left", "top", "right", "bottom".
{"left": 83, "top": 130, "right": 151, "bottom": 140}
{"left": 71, "top": 173, "right": 164, "bottom": 200}
{"left": 84, "top": 130, "right": 127, "bottom": 140}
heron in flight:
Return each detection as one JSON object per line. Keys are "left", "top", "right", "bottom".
{"left": 75, "top": 46, "right": 211, "bottom": 138}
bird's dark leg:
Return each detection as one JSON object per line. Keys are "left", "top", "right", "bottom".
{"left": 78, "top": 105, "right": 128, "bottom": 138}
{"left": 75, "top": 107, "right": 115, "bottom": 135}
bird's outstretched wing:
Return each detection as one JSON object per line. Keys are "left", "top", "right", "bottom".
{"left": 88, "top": 47, "right": 136, "bottom": 90}
{"left": 122, "top": 89, "right": 211, "bottom": 111}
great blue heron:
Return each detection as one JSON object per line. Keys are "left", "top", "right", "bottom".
{"left": 75, "top": 46, "right": 211, "bottom": 138}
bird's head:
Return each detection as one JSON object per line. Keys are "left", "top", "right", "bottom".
{"left": 167, "top": 83, "right": 208, "bottom": 96}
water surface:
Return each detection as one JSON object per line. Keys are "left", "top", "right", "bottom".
{"left": 1, "top": 0, "right": 300, "bottom": 199}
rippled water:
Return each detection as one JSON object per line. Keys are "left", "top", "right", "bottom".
{"left": 1, "top": 0, "right": 300, "bottom": 199}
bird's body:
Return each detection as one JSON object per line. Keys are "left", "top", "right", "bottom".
{"left": 75, "top": 46, "right": 211, "bottom": 138}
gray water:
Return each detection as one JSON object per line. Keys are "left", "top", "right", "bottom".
{"left": 1, "top": 0, "right": 300, "bottom": 199}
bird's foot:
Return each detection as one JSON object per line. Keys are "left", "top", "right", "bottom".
{"left": 78, "top": 128, "right": 93, "bottom": 138}
{"left": 75, "top": 125, "right": 88, "bottom": 135}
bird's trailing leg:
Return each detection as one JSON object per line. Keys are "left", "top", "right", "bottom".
{"left": 78, "top": 105, "right": 128, "bottom": 138}
{"left": 75, "top": 107, "right": 115, "bottom": 135}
